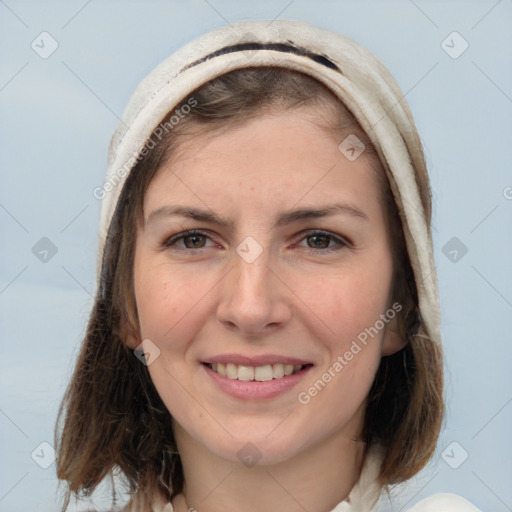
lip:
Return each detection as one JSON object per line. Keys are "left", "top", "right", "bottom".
{"left": 201, "top": 361, "right": 313, "bottom": 400}
{"left": 204, "top": 353, "right": 311, "bottom": 366}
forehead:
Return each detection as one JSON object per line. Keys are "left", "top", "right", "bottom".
{"left": 144, "top": 110, "right": 384, "bottom": 221}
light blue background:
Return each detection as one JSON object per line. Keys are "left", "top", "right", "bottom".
{"left": 1, "top": 1, "right": 511, "bottom": 511}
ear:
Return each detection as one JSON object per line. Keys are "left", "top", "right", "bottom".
{"left": 381, "top": 314, "right": 407, "bottom": 356}
{"left": 120, "top": 322, "right": 142, "bottom": 350}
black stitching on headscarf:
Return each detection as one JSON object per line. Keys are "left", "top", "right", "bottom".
{"left": 179, "top": 41, "right": 341, "bottom": 74}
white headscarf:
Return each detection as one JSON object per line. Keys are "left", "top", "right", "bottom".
{"left": 97, "top": 19, "right": 441, "bottom": 347}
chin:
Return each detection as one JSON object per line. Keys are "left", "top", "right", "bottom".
{"left": 209, "top": 434, "right": 308, "bottom": 467}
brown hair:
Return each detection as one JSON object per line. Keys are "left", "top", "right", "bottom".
{"left": 55, "top": 67, "right": 444, "bottom": 510}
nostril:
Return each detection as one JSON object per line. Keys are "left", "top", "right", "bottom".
{"left": 219, "top": 320, "right": 238, "bottom": 331}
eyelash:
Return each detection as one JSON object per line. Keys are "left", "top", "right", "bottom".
{"left": 162, "top": 229, "right": 349, "bottom": 254}
{"left": 162, "top": 230, "right": 216, "bottom": 251}
{"left": 301, "top": 230, "right": 349, "bottom": 253}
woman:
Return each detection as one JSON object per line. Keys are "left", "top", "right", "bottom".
{"left": 55, "top": 20, "right": 481, "bottom": 512}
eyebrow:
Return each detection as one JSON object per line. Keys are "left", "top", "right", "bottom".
{"left": 274, "top": 203, "right": 368, "bottom": 226}
{"left": 146, "top": 202, "right": 368, "bottom": 229}
{"left": 146, "top": 206, "right": 235, "bottom": 230}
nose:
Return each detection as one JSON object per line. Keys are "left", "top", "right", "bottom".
{"left": 216, "top": 250, "right": 292, "bottom": 336}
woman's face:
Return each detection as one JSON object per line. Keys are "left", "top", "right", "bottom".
{"left": 132, "top": 110, "right": 401, "bottom": 465}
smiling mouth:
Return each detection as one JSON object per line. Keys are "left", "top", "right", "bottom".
{"left": 204, "top": 362, "right": 311, "bottom": 382}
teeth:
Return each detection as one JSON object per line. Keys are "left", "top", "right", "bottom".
{"left": 209, "top": 362, "right": 304, "bottom": 381}
{"left": 237, "top": 365, "right": 254, "bottom": 381}
{"left": 226, "top": 363, "right": 238, "bottom": 379}
{"left": 255, "top": 365, "right": 273, "bottom": 382}
{"left": 272, "top": 363, "right": 284, "bottom": 379}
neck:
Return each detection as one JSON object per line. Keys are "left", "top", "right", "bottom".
{"left": 172, "top": 427, "right": 366, "bottom": 512}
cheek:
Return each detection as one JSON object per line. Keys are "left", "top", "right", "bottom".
{"left": 135, "top": 268, "right": 175, "bottom": 338}
{"left": 294, "top": 269, "right": 389, "bottom": 423}
{"left": 134, "top": 259, "right": 216, "bottom": 351}
{"left": 298, "top": 260, "right": 394, "bottom": 344}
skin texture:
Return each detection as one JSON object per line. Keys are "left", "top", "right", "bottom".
{"left": 130, "top": 110, "right": 404, "bottom": 512}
